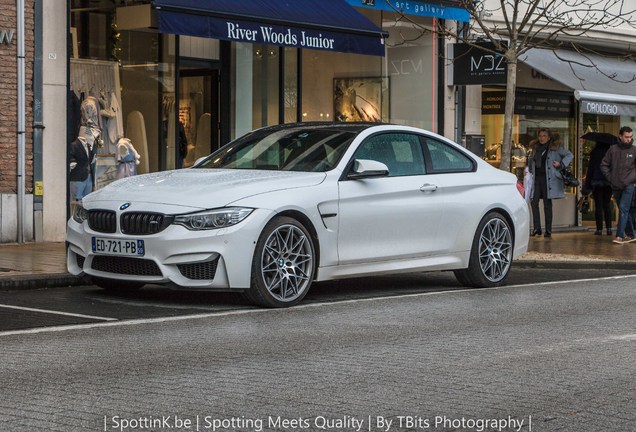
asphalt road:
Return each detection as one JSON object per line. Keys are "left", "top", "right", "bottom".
{"left": 0, "top": 268, "right": 635, "bottom": 431}
{"left": 1, "top": 267, "right": 635, "bottom": 332}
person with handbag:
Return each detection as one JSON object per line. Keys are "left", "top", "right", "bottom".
{"left": 600, "top": 126, "right": 636, "bottom": 244}
{"left": 526, "top": 128, "right": 574, "bottom": 238}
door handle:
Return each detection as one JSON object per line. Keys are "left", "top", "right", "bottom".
{"left": 420, "top": 184, "right": 438, "bottom": 192}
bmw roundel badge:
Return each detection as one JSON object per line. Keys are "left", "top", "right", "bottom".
{"left": 119, "top": 202, "right": 131, "bottom": 210}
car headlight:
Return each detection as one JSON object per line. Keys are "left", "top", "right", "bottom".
{"left": 173, "top": 207, "right": 253, "bottom": 230}
{"left": 72, "top": 203, "right": 88, "bottom": 224}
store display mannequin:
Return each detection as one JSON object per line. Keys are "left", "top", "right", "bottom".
{"left": 69, "top": 126, "right": 99, "bottom": 201}
{"left": 126, "top": 111, "right": 149, "bottom": 174}
{"left": 99, "top": 91, "right": 124, "bottom": 153}
{"left": 115, "top": 137, "right": 141, "bottom": 179}
{"left": 194, "top": 113, "right": 212, "bottom": 161}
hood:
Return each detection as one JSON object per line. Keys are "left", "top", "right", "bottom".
{"left": 85, "top": 169, "right": 326, "bottom": 210}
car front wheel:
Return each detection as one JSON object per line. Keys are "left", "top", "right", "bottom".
{"left": 454, "top": 212, "right": 513, "bottom": 288}
{"left": 246, "top": 216, "right": 315, "bottom": 307}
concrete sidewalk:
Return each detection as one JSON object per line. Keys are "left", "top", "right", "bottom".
{"left": 0, "top": 231, "right": 635, "bottom": 290}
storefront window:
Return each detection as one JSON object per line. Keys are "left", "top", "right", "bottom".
{"left": 481, "top": 89, "right": 575, "bottom": 182}
{"left": 284, "top": 47, "right": 299, "bottom": 124}
{"left": 301, "top": 10, "right": 437, "bottom": 130}
{"left": 384, "top": 14, "right": 437, "bottom": 131}
{"left": 119, "top": 31, "right": 174, "bottom": 174}
{"left": 70, "top": 1, "right": 171, "bottom": 176}
{"left": 304, "top": 49, "right": 384, "bottom": 123}
{"left": 70, "top": 3, "right": 440, "bottom": 180}
{"left": 231, "top": 43, "right": 280, "bottom": 139}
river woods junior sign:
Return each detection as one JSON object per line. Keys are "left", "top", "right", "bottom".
{"left": 226, "top": 22, "right": 337, "bottom": 50}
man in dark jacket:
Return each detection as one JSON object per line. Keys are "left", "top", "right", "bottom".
{"left": 583, "top": 139, "right": 613, "bottom": 235}
{"left": 600, "top": 126, "right": 636, "bottom": 244}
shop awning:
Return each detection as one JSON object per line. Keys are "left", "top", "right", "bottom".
{"left": 151, "top": 0, "right": 388, "bottom": 56}
{"left": 521, "top": 48, "right": 636, "bottom": 114}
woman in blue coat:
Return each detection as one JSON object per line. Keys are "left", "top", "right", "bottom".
{"left": 526, "top": 128, "right": 574, "bottom": 237}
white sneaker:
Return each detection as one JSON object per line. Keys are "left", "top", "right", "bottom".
{"left": 613, "top": 237, "right": 625, "bottom": 244}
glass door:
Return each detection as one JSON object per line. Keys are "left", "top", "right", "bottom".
{"left": 178, "top": 68, "right": 219, "bottom": 168}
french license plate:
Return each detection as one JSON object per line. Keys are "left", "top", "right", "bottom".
{"left": 92, "top": 237, "right": 145, "bottom": 256}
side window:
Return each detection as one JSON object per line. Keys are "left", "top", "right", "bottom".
{"left": 423, "top": 138, "right": 475, "bottom": 173}
{"left": 354, "top": 133, "right": 425, "bottom": 177}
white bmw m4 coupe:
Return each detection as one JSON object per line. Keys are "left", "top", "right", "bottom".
{"left": 67, "top": 122, "right": 529, "bottom": 307}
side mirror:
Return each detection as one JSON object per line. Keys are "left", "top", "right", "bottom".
{"left": 347, "top": 159, "right": 389, "bottom": 180}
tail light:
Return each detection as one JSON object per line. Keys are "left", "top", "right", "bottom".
{"left": 516, "top": 181, "right": 525, "bottom": 198}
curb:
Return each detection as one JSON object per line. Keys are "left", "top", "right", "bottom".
{"left": 0, "top": 273, "right": 85, "bottom": 291}
{"left": 514, "top": 260, "right": 636, "bottom": 270}
{"left": 2, "top": 260, "right": 636, "bottom": 292}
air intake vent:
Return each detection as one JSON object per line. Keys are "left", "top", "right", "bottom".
{"left": 91, "top": 256, "right": 162, "bottom": 276}
{"left": 76, "top": 253, "right": 86, "bottom": 270}
{"left": 177, "top": 258, "right": 219, "bottom": 280}
{"left": 88, "top": 210, "right": 117, "bottom": 233}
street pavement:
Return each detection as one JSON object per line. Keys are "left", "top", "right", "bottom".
{"left": 1, "top": 231, "right": 635, "bottom": 432}
{"left": 1, "top": 274, "right": 634, "bottom": 431}
{"left": 0, "top": 230, "right": 635, "bottom": 291}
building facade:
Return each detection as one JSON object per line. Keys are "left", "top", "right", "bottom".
{"left": 458, "top": 1, "right": 636, "bottom": 229}
{"left": 0, "top": 0, "right": 35, "bottom": 242}
{"left": 4, "top": 0, "right": 636, "bottom": 243}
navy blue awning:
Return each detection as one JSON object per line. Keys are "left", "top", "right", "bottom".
{"left": 152, "top": 0, "right": 388, "bottom": 56}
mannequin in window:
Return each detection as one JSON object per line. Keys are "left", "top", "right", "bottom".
{"left": 115, "top": 137, "right": 141, "bottom": 179}
{"left": 69, "top": 126, "right": 99, "bottom": 201}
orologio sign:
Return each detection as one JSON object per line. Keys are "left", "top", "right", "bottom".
{"left": 580, "top": 99, "right": 636, "bottom": 116}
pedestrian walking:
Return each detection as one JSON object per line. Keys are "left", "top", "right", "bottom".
{"left": 583, "top": 138, "right": 614, "bottom": 235}
{"left": 526, "top": 128, "right": 574, "bottom": 237}
{"left": 600, "top": 126, "right": 636, "bottom": 244}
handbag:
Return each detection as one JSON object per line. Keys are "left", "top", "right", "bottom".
{"left": 523, "top": 170, "right": 533, "bottom": 203}
{"left": 560, "top": 166, "right": 580, "bottom": 187}
{"left": 577, "top": 195, "right": 590, "bottom": 213}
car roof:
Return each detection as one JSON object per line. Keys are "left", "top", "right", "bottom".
{"left": 252, "top": 121, "right": 381, "bottom": 134}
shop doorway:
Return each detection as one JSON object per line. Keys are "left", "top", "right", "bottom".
{"left": 178, "top": 67, "right": 219, "bottom": 168}
{"left": 581, "top": 114, "right": 620, "bottom": 229}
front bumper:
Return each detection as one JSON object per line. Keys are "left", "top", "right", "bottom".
{"left": 66, "top": 208, "right": 275, "bottom": 290}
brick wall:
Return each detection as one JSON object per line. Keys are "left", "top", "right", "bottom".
{"left": 0, "top": 0, "right": 34, "bottom": 194}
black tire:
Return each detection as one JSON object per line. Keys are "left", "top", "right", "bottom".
{"left": 91, "top": 276, "right": 144, "bottom": 293}
{"left": 246, "top": 216, "right": 315, "bottom": 307}
{"left": 454, "top": 211, "right": 513, "bottom": 288}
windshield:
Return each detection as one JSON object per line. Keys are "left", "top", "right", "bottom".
{"left": 194, "top": 127, "right": 356, "bottom": 172}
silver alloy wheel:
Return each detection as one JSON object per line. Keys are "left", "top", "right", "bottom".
{"left": 260, "top": 224, "right": 314, "bottom": 302}
{"left": 478, "top": 217, "right": 512, "bottom": 282}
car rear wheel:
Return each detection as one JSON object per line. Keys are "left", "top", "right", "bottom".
{"left": 92, "top": 276, "right": 144, "bottom": 293}
{"left": 246, "top": 216, "right": 315, "bottom": 307}
{"left": 454, "top": 212, "right": 513, "bottom": 288}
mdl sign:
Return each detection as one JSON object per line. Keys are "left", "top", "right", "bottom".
{"left": 452, "top": 42, "right": 508, "bottom": 85}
